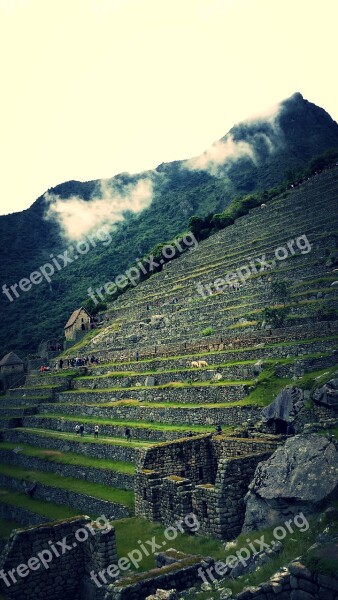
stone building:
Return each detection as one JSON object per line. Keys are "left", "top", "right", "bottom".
{"left": 135, "top": 434, "right": 280, "bottom": 540}
{"left": 0, "top": 352, "right": 25, "bottom": 392}
{"left": 0, "top": 352, "right": 24, "bottom": 375}
{"left": 64, "top": 307, "right": 92, "bottom": 341}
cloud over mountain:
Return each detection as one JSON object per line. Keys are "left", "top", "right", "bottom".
{"left": 44, "top": 177, "right": 153, "bottom": 240}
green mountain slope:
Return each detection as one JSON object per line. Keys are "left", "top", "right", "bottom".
{"left": 1, "top": 92, "right": 338, "bottom": 355}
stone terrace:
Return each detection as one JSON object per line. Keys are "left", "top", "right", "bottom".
{"left": 0, "top": 168, "right": 337, "bottom": 529}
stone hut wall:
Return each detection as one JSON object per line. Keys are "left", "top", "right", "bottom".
{"left": 0, "top": 516, "right": 117, "bottom": 600}
{"left": 135, "top": 437, "right": 277, "bottom": 539}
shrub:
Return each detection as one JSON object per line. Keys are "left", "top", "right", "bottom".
{"left": 262, "top": 306, "right": 290, "bottom": 328}
{"left": 201, "top": 326, "right": 214, "bottom": 336}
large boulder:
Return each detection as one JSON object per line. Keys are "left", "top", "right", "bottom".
{"left": 243, "top": 434, "right": 338, "bottom": 531}
{"left": 312, "top": 378, "right": 338, "bottom": 407}
{"left": 261, "top": 386, "right": 304, "bottom": 423}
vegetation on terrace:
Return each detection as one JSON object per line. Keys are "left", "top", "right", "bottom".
{"left": 0, "top": 464, "right": 135, "bottom": 508}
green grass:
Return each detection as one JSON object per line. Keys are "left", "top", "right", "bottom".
{"left": 34, "top": 413, "right": 215, "bottom": 433}
{"left": 87, "top": 334, "right": 338, "bottom": 370}
{"left": 62, "top": 379, "right": 255, "bottom": 394}
{"left": 303, "top": 542, "right": 338, "bottom": 576}
{"left": 296, "top": 364, "right": 338, "bottom": 391}
{"left": 0, "top": 517, "right": 22, "bottom": 539}
{"left": 113, "top": 506, "right": 338, "bottom": 585}
{"left": 17, "top": 427, "right": 155, "bottom": 448}
{"left": 0, "top": 442, "right": 135, "bottom": 474}
{"left": 60, "top": 329, "right": 101, "bottom": 357}
{"left": 113, "top": 517, "right": 226, "bottom": 572}
{"left": 244, "top": 369, "right": 293, "bottom": 407}
{"left": 0, "top": 487, "right": 80, "bottom": 521}
{"left": 0, "top": 464, "right": 135, "bottom": 508}
{"left": 185, "top": 507, "right": 338, "bottom": 598}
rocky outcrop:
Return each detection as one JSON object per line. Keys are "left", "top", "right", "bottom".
{"left": 243, "top": 434, "right": 338, "bottom": 531}
{"left": 261, "top": 386, "right": 304, "bottom": 423}
{"left": 312, "top": 377, "right": 338, "bottom": 407}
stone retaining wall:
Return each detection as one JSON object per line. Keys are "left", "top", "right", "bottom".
{"left": 0, "top": 502, "right": 50, "bottom": 527}
{"left": 88, "top": 338, "right": 338, "bottom": 375}
{"left": 83, "top": 322, "right": 338, "bottom": 364}
{"left": 74, "top": 364, "right": 257, "bottom": 388}
{"left": 0, "top": 516, "right": 117, "bottom": 600}
{"left": 1, "top": 429, "right": 138, "bottom": 462}
{"left": 0, "top": 449, "right": 134, "bottom": 490}
{"left": 38, "top": 402, "right": 262, "bottom": 426}
{"left": 275, "top": 353, "right": 338, "bottom": 378}
{"left": 0, "top": 474, "right": 132, "bottom": 521}
{"left": 22, "top": 415, "right": 194, "bottom": 442}
{"left": 58, "top": 383, "right": 249, "bottom": 404}
{"left": 234, "top": 556, "right": 338, "bottom": 600}
{"left": 105, "top": 556, "right": 214, "bottom": 600}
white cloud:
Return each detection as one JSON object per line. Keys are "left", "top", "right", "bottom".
{"left": 186, "top": 135, "right": 255, "bottom": 175}
{"left": 186, "top": 100, "right": 285, "bottom": 176}
{"left": 44, "top": 177, "right": 153, "bottom": 240}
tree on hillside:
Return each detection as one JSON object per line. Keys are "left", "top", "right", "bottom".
{"left": 262, "top": 306, "right": 290, "bottom": 329}
{"left": 271, "top": 279, "right": 291, "bottom": 307}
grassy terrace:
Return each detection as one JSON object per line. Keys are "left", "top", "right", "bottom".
{"left": 0, "top": 487, "right": 82, "bottom": 521}
{"left": 84, "top": 334, "right": 338, "bottom": 369}
{"left": 0, "top": 395, "right": 51, "bottom": 403}
{"left": 75, "top": 354, "right": 330, "bottom": 380}
{"left": 110, "top": 504, "right": 338, "bottom": 598}
{"left": 0, "top": 464, "right": 135, "bottom": 509}
{"left": 0, "top": 442, "right": 135, "bottom": 474}
{"left": 0, "top": 517, "right": 22, "bottom": 538}
{"left": 33, "top": 413, "right": 215, "bottom": 433}
{"left": 52, "top": 367, "right": 293, "bottom": 408}
{"left": 61, "top": 379, "right": 255, "bottom": 393}
{"left": 13, "top": 428, "right": 156, "bottom": 448}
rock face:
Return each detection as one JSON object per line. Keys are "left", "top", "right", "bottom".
{"left": 312, "top": 377, "right": 338, "bottom": 407}
{"left": 261, "top": 386, "right": 304, "bottom": 423}
{"left": 243, "top": 434, "right": 338, "bottom": 531}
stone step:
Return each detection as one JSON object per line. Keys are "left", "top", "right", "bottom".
{"left": 106, "top": 207, "right": 338, "bottom": 303}
{"left": 0, "top": 443, "right": 135, "bottom": 490}
{"left": 124, "top": 222, "right": 337, "bottom": 297}
{"left": 37, "top": 400, "right": 262, "bottom": 427}
{"left": 0, "top": 486, "right": 82, "bottom": 526}
{"left": 73, "top": 363, "right": 260, "bottom": 389}
{"left": 21, "top": 414, "right": 211, "bottom": 442}
{"left": 86, "top": 336, "right": 338, "bottom": 374}
{"left": 8, "top": 386, "right": 61, "bottom": 398}
{"left": 1, "top": 427, "right": 153, "bottom": 462}
{"left": 0, "top": 465, "right": 134, "bottom": 520}
{"left": 57, "top": 381, "right": 251, "bottom": 404}
{"left": 82, "top": 321, "right": 338, "bottom": 364}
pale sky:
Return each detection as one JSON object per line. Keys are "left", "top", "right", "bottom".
{"left": 1, "top": 0, "right": 337, "bottom": 216}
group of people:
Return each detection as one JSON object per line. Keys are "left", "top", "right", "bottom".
{"left": 57, "top": 355, "right": 100, "bottom": 369}
{"left": 73, "top": 424, "right": 131, "bottom": 441}
{"left": 75, "top": 424, "right": 99, "bottom": 438}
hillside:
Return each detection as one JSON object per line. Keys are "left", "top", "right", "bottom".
{"left": 0, "top": 166, "right": 337, "bottom": 600}
{"left": 1, "top": 92, "right": 338, "bottom": 355}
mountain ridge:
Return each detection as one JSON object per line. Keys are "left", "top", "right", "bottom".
{"left": 1, "top": 92, "right": 338, "bottom": 355}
